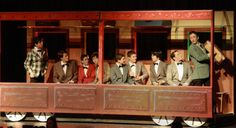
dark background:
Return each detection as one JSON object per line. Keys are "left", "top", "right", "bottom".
{"left": 0, "top": 0, "right": 234, "bottom": 11}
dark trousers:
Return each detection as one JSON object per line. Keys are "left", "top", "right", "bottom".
{"left": 190, "top": 78, "right": 210, "bottom": 86}
{"left": 30, "top": 75, "right": 44, "bottom": 83}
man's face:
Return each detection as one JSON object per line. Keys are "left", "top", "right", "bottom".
{"left": 61, "top": 53, "right": 69, "bottom": 63}
{"left": 173, "top": 51, "right": 183, "bottom": 62}
{"left": 118, "top": 57, "right": 126, "bottom": 64}
{"left": 129, "top": 54, "right": 137, "bottom": 63}
{"left": 82, "top": 56, "right": 89, "bottom": 65}
{"left": 36, "top": 41, "right": 44, "bottom": 49}
{"left": 190, "top": 33, "right": 198, "bottom": 44}
{"left": 92, "top": 56, "right": 98, "bottom": 65}
{"left": 151, "top": 54, "right": 159, "bottom": 62}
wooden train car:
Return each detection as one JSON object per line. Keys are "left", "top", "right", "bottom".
{"left": 0, "top": 10, "right": 234, "bottom": 127}
{"left": 0, "top": 83, "right": 212, "bottom": 127}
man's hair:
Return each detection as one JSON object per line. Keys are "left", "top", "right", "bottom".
{"left": 115, "top": 54, "right": 124, "bottom": 61}
{"left": 127, "top": 50, "right": 136, "bottom": 57}
{"left": 91, "top": 52, "right": 98, "bottom": 58}
{"left": 151, "top": 51, "right": 162, "bottom": 58}
{"left": 57, "top": 50, "right": 68, "bottom": 60}
{"left": 81, "top": 54, "right": 89, "bottom": 61}
{"left": 33, "top": 37, "right": 43, "bottom": 45}
{"left": 170, "top": 50, "right": 178, "bottom": 60}
{"left": 189, "top": 31, "right": 198, "bottom": 37}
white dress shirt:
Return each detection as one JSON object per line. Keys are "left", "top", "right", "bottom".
{"left": 175, "top": 62, "right": 183, "bottom": 81}
{"left": 154, "top": 60, "right": 160, "bottom": 74}
{"left": 83, "top": 65, "right": 89, "bottom": 77}
{"left": 61, "top": 61, "right": 68, "bottom": 74}
{"left": 129, "top": 62, "right": 136, "bottom": 77}
{"left": 116, "top": 63, "right": 123, "bottom": 75}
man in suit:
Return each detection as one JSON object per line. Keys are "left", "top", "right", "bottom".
{"left": 110, "top": 54, "right": 134, "bottom": 85}
{"left": 150, "top": 51, "right": 168, "bottom": 85}
{"left": 127, "top": 50, "right": 149, "bottom": 85}
{"left": 78, "top": 54, "right": 96, "bottom": 84}
{"left": 24, "top": 37, "right": 48, "bottom": 83}
{"left": 189, "top": 31, "right": 210, "bottom": 86}
{"left": 167, "top": 50, "right": 192, "bottom": 86}
{"left": 53, "top": 50, "right": 78, "bottom": 83}
{"left": 91, "top": 52, "right": 110, "bottom": 84}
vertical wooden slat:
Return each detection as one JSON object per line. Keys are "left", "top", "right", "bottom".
{"left": 98, "top": 20, "right": 104, "bottom": 84}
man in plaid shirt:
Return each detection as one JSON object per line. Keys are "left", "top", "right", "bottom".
{"left": 24, "top": 37, "right": 48, "bottom": 82}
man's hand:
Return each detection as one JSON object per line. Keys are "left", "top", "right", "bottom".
{"left": 158, "top": 80, "right": 166, "bottom": 85}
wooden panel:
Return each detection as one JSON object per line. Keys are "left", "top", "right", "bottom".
{"left": 0, "top": 86, "right": 48, "bottom": 108}
{"left": 155, "top": 90, "right": 207, "bottom": 112}
{"left": 153, "top": 86, "right": 212, "bottom": 117}
{"left": 54, "top": 86, "right": 97, "bottom": 110}
{"left": 104, "top": 88, "right": 151, "bottom": 111}
{"left": 0, "top": 83, "right": 213, "bottom": 118}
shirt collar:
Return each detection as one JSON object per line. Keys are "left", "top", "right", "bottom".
{"left": 61, "top": 61, "right": 67, "bottom": 65}
{"left": 129, "top": 62, "right": 136, "bottom": 66}
{"left": 154, "top": 60, "right": 160, "bottom": 65}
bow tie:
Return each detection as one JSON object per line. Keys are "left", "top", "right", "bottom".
{"left": 62, "top": 64, "right": 68, "bottom": 67}
{"left": 177, "top": 62, "right": 183, "bottom": 65}
{"left": 118, "top": 65, "right": 123, "bottom": 68}
{"left": 37, "top": 49, "right": 42, "bottom": 52}
{"left": 83, "top": 66, "right": 88, "bottom": 69}
{"left": 154, "top": 63, "right": 158, "bottom": 66}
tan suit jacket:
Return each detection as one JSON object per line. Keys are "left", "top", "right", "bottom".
{"left": 189, "top": 43, "right": 210, "bottom": 80}
{"left": 127, "top": 62, "right": 149, "bottom": 85}
{"left": 94, "top": 62, "right": 111, "bottom": 84}
{"left": 110, "top": 64, "right": 134, "bottom": 85}
{"left": 150, "top": 61, "right": 167, "bottom": 85}
{"left": 166, "top": 62, "right": 192, "bottom": 86}
{"left": 53, "top": 60, "right": 78, "bottom": 83}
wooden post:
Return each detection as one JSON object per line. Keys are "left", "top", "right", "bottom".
{"left": 98, "top": 20, "right": 104, "bottom": 84}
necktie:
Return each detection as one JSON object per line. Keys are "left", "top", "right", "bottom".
{"left": 37, "top": 49, "right": 42, "bottom": 52}
{"left": 83, "top": 66, "right": 88, "bottom": 69}
{"left": 154, "top": 63, "right": 158, "bottom": 65}
{"left": 130, "top": 64, "right": 135, "bottom": 67}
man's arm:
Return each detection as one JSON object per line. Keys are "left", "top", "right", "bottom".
{"left": 189, "top": 45, "right": 209, "bottom": 62}
{"left": 184, "top": 63, "right": 193, "bottom": 85}
{"left": 24, "top": 52, "right": 34, "bottom": 77}
{"left": 166, "top": 64, "right": 175, "bottom": 85}
{"left": 71, "top": 61, "right": 78, "bottom": 83}
{"left": 53, "top": 64, "right": 60, "bottom": 83}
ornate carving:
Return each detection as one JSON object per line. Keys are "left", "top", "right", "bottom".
{"left": 1, "top": 87, "right": 48, "bottom": 108}
{"left": 104, "top": 88, "right": 150, "bottom": 111}
{"left": 102, "top": 11, "right": 212, "bottom": 20}
{"left": 154, "top": 90, "right": 207, "bottom": 113}
{"left": 55, "top": 87, "right": 96, "bottom": 110}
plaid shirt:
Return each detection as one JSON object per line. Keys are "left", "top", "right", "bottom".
{"left": 24, "top": 47, "right": 48, "bottom": 78}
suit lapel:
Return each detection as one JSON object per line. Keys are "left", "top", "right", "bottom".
{"left": 182, "top": 63, "right": 187, "bottom": 80}
{"left": 156, "top": 62, "right": 163, "bottom": 77}
{"left": 115, "top": 65, "right": 123, "bottom": 76}
{"left": 151, "top": 64, "right": 158, "bottom": 77}
{"left": 173, "top": 64, "right": 179, "bottom": 81}
{"left": 136, "top": 63, "right": 141, "bottom": 76}
{"left": 56, "top": 63, "right": 65, "bottom": 76}
{"left": 65, "top": 62, "right": 71, "bottom": 75}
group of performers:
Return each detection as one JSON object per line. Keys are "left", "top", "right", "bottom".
{"left": 24, "top": 31, "right": 210, "bottom": 86}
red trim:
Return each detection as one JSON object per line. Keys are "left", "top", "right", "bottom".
{"left": 0, "top": 11, "right": 100, "bottom": 20}
{"left": 0, "top": 10, "right": 212, "bottom": 21}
